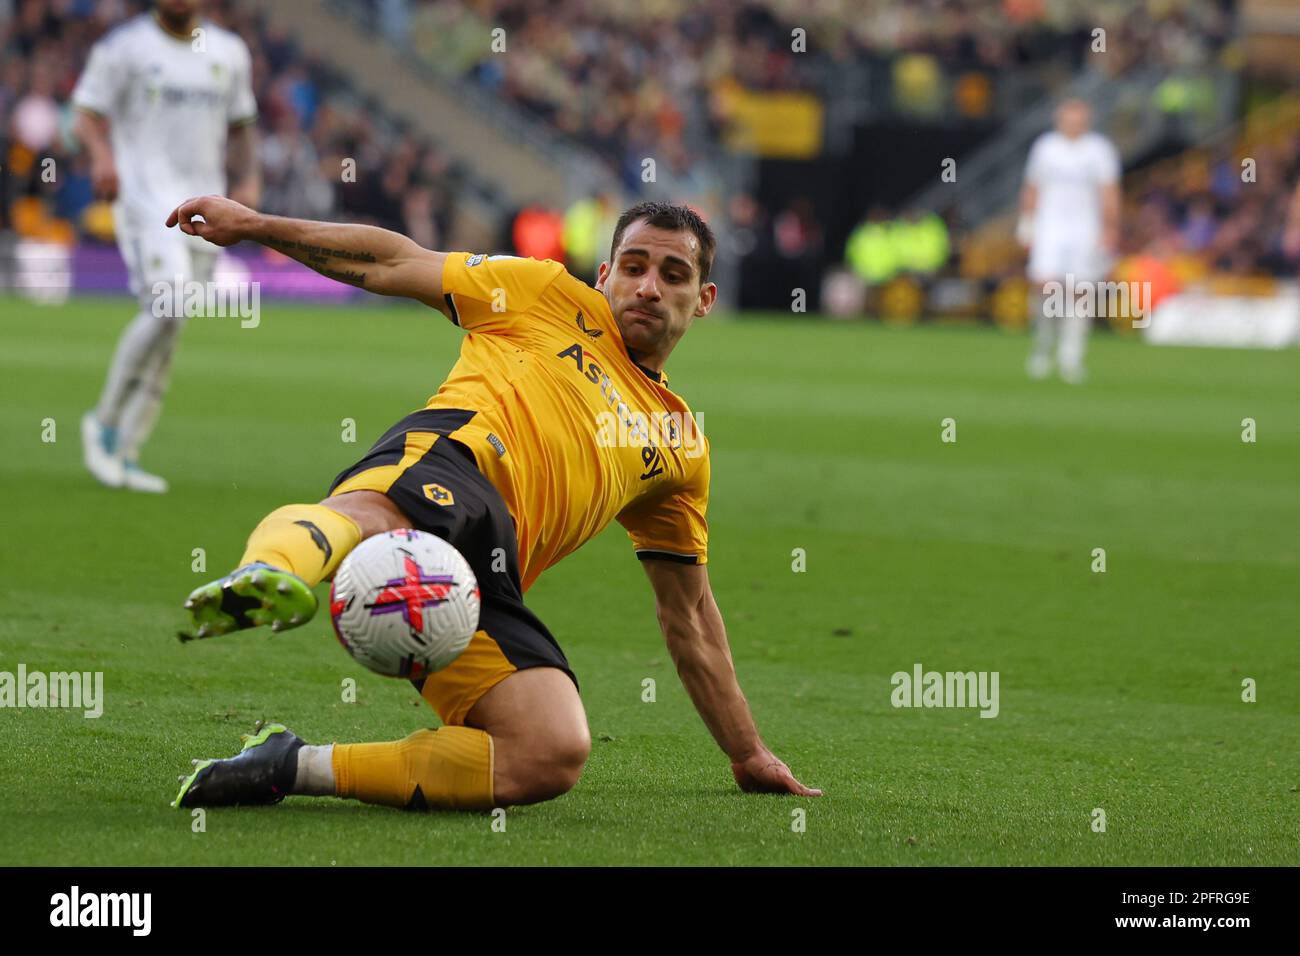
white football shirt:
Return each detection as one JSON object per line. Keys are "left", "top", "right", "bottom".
{"left": 1024, "top": 130, "right": 1120, "bottom": 245}
{"left": 72, "top": 13, "right": 256, "bottom": 224}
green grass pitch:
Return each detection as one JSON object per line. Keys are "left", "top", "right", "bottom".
{"left": 0, "top": 294, "right": 1296, "bottom": 866}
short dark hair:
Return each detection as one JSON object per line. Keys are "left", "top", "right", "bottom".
{"left": 609, "top": 201, "right": 716, "bottom": 284}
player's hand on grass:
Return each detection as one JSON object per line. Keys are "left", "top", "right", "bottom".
{"left": 731, "top": 748, "right": 822, "bottom": 796}
{"left": 90, "top": 156, "right": 119, "bottom": 201}
{"left": 166, "top": 194, "right": 259, "bottom": 247}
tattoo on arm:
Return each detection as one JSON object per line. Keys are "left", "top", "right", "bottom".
{"left": 264, "top": 236, "right": 378, "bottom": 287}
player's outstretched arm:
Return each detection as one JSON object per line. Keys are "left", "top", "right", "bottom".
{"left": 641, "top": 559, "right": 823, "bottom": 797}
{"left": 73, "top": 108, "right": 118, "bottom": 202}
{"left": 1016, "top": 181, "right": 1037, "bottom": 248}
{"left": 166, "top": 195, "right": 449, "bottom": 312}
{"left": 1100, "top": 182, "right": 1120, "bottom": 255}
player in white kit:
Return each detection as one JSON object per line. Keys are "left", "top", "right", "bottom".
{"left": 72, "top": 0, "right": 259, "bottom": 492}
{"left": 1017, "top": 99, "right": 1120, "bottom": 384}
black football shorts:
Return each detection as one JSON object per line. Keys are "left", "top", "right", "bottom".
{"left": 328, "top": 408, "right": 577, "bottom": 724}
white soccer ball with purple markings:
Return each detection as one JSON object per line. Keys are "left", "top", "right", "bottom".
{"left": 329, "top": 529, "right": 480, "bottom": 679}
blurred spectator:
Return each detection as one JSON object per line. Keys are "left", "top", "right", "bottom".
{"left": 511, "top": 204, "right": 564, "bottom": 262}
{"left": 845, "top": 207, "right": 950, "bottom": 285}
{"left": 773, "top": 197, "right": 822, "bottom": 260}
{"left": 846, "top": 208, "right": 897, "bottom": 285}
{"left": 1127, "top": 119, "right": 1300, "bottom": 277}
{"left": 563, "top": 191, "right": 617, "bottom": 283}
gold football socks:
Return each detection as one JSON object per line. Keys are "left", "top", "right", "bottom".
{"left": 330, "top": 727, "right": 495, "bottom": 810}
{"left": 239, "top": 503, "right": 362, "bottom": 585}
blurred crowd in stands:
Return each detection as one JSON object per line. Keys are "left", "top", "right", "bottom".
{"left": 1, "top": 0, "right": 460, "bottom": 250}
{"left": 377, "top": 0, "right": 1235, "bottom": 185}
{"left": 1126, "top": 124, "right": 1300, "bottom": 278}
{"left": 2, "top": 0, "right": 1292, "bottom": 313}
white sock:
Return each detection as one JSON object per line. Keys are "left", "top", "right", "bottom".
{"left": 117, "top": 321, "right": 178, "bottom": 462}
{"left": 96, "top": 308, "right": 168, "bottom": 429}
{"left": 293, "top": 744, "right": 336, "bottom": 796}
{"left": 1058, "top": 307, "right": 1092, "bottom": 377}
{"left": 1028, "top": 291, "right": 1057, "bottom": 365}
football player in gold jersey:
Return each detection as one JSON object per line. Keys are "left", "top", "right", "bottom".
{"left": 168, "top": 194, "right": 821, "bottom": 812}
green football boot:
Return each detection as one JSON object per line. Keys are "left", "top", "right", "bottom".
{"left": 178, "top": 561, "right": 317, "bottom": 642}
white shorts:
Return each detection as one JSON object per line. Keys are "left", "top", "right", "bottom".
{"left": 115, "top": 206, "right": 219, "bottom": 308}
{"left": 1028, "top": 234, "right": 1107, "bottom": 284}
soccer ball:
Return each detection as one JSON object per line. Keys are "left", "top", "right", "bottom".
{"left": 329, "top": 529, "right": 480, "bottom": 679}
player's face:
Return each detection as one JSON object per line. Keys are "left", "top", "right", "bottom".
{"left": 1057, "top": 102, "right": 1091, "bottom": 138}
{"left": 596, "top": 220, "right": 716, "bottom": 362}
{"left": 156, "top": 0, "right": 200, "bottom": 22}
